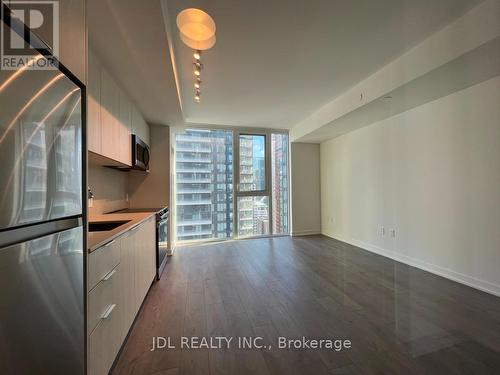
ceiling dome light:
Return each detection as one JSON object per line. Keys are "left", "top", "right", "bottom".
{"left": 179, "top": 32, "right": 216, "bottom": 51}
{"left": 177, "top": 8, "right": 216, "bottom": 42}
{"left": 177, "top": 8, "right": 216, "bottom": 103}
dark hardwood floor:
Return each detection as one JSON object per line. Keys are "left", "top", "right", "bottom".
{"left": 112, "top": 235, "right": 500, "bottom": 375}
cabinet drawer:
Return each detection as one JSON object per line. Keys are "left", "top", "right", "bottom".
{"left": 88, "top": 264, "right": 119, "bottom": 336}
{"left": 88, "top": 296, "right": 122, "bottom": 375}
{"left": 88, "top": 238, "right": 121, "bottom": 291}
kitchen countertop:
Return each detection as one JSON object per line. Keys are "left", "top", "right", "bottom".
{"left": 87, "top": 212, "right": 156, "bottom": 252}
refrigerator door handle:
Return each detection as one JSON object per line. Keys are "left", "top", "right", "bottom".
{"left": 0, "top": 217, "right": 82, "bottom": 249}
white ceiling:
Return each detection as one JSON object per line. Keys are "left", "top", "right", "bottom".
{"left": 89, "top": 0, "right": 484, "bottom": 129}
{"left": 87, "top": 0, "right": 183, "bottom": 127}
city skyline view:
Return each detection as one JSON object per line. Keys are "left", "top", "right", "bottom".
{"left": 175, "top": 129, "right": 289, "bottom": 242}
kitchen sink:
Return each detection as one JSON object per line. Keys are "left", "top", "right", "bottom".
{"left": 88, "top": 220, "right": 130, "bottom": 232}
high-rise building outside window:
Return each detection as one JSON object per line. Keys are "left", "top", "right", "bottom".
{"left": 175, "top": 129, "right": 233, "bottom": 241}
{"left": 175, "top": 129, "right": 288, "bottom": 242}
{"left": 271, "top": 133, "right": 289, "bottom": 234}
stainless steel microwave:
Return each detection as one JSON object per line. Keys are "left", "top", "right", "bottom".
{"left": 132, "top": 135, "right": 150, "bottom": 171}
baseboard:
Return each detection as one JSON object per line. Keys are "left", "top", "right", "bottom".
{"left": 291, "top": 229, "right": 322, "bottom": 236}
{"left": 323, "top": 231, "right": 500, "bottom": 298}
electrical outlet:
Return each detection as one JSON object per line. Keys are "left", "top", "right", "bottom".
{"left": 329, "top": 217, "right": 334, "bottom": 224}
{"left": 380, "top": 226, "right": 385, "bottom": 236}
{"left": 390, "top": 229, "right": 396, "bottom": 238}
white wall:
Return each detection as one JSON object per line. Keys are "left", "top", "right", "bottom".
{"left": 320, "top": 76, "right": 500, "bottom": 296}
{"left": 291, "top": 0, "right": 500, "bottom": 142}
{"left": 290, "top": 143, "right": 321, "bottom": 235}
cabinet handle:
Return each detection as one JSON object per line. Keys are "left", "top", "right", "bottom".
{"left": 130, "top": 225, "right": 139, "bottom": 231}
{"left": 104, "top": 239, "right": 116, "bottom": 247}
{"left": 101, "top": 304, "right": 116, "bottom": 319}
{"left": 102, "top": 269, "right": 116, "bottom": 281}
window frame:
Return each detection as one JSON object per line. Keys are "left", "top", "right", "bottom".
{"left": 171, "top": 125, "right": 290, "bottom": 245}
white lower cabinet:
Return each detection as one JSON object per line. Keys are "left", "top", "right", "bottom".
{"left": 88, "top": 216, "right": 156, "bottom": 375}
{"left": 87, "top": 238, "right": 120, "bottom": 291}
{"left": 118, "top": 227, "right": 138, "bottom": 342}
{"left": 134, "top": 217, "right": 156, "bottom": 312}
{"left": 88, "top": 265, "right": 122, "bottom": 375}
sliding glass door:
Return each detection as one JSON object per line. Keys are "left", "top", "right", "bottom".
{"left": 174, "top": 128, "right": 288, "bottom": 243}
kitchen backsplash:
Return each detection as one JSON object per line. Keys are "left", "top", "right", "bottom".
{"left": 88, "top": 163, "right": 129, "bottom": 215}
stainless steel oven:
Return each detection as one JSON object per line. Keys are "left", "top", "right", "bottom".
{"left": 156, "top": 207, "right": 169, "bottom": 279}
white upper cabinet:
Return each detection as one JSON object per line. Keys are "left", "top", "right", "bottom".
{"left": 87, "top": 48, "right": 101, "bottom": 154}
{"left": 131, "top": 104, "right": 150, "bottom": 146}
{"left": 58, "top": 0, "right": 87, "bottom": 83}
{"left": 119, "top": 89, "right": 132, "bottom": 165}
{"left": 100, "top": 67, "right": 123, "bottom": 163}
{"left": 87, "top": 48, "right": 149, "bottom": 166}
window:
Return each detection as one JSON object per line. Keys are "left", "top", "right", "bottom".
{"left": 237, "top": 196, "right": 270, "bottom": 237}
{"left": 175, "top": 128, "right": 289, "bottom": 243}
{"left": 175, "top": 129, "right": 233, "bottom": 241}
{"left": 238, "top": 135, "right": 266, "bottom": 192}
{"left": 271, "top": 133, "right": 289, "bottom": 234}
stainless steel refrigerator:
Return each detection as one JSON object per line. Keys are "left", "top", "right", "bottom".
{"left": 0, "top": 15, "right": 85, "bottom": 375}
